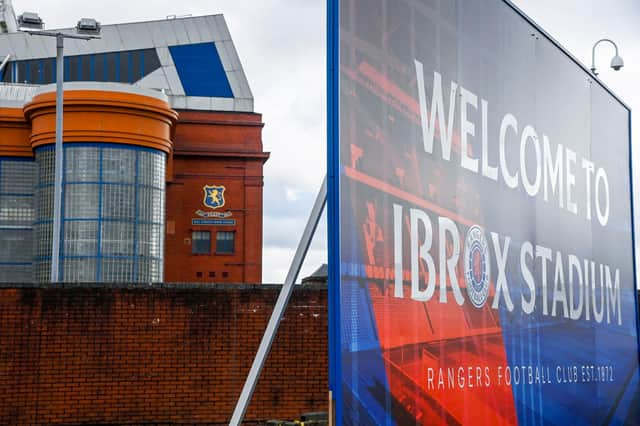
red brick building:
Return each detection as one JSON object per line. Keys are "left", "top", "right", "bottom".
{"left": 0, "top": 14, "right": 269, "bottom": 283}
{"left": 166, "top": 111, "right": 268, "bottom": 282}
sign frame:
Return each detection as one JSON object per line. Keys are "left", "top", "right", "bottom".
{"left": 327, "top": 0, "right": 639, "bottom": 423}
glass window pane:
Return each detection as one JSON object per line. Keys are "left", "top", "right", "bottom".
{"left": 65, "top": 183, "right": 99, "bottom": 218}
{"left": 101, "top": 184, "right": 135, "bottom": 219}
{"left": 34, "top": 223, "right": 52, "bottom": 258}
{"left": 81, "top": 55, "right": 91, "bottom": 81}
{"left": 34, "top": 261, "right": 49, "bottom": 282}
{"left": 36, "top": 149, "right": 55, "bottom": 185}
{"left": 68, "top": 56, "right": 79, "bottom": 81}
{"left": 151, "top": 259, "right": 162, "bottom": 282}
{"left": 142, "top": 48, "right": 161, "bottom": 76}
{"left": 136, "top": 258, "right": 151, "bottom": 282}
{"left": 95, "top": 53, "right": 105, "bottom": 81}
{"left": 132, "top": 50, "right": 142, "bottom": 81}
{"left": 1, "top": 160, "right": 36, "bottom": 194}
{"left": 102, "top": 148, "right": 135, "bottom": 183}
{"left": 2, "top": 62, "right": 11, "bottom": 82}
{"left": 106, "top": 52, "right": 117, "bottom": 81}
{"left": 65, "top": 147, "right": 100, "bottom": 182}
{"left": 137, "top": 223, "right": 162, "bottom": 258}
{"left": 100, "top": 258, "right": 133, "bottom": 282}
{"left": 0, "top": 264, "right": 32, "bottom": 282}
{"left": 132, "top": 258, "right": 162, "bottom": 282}
{"left": 192, "top": 230, "right": 210, "bottom": 254}
{"left": 0, "top": 195, "right": 34, "bottom": 227}
{"left": 0, "top": 229, "right": 33, "bottom": 263}
{"left": 35, "top": 186, "right": 53, "bottom": 222}
{"left": 63, "top": 220, "right": 98, "bottom": 256}
{"left": 43, "top": 58, "right": 54, "bottom": 84}
{"left": 29, "top": 60, "right": 40, "bottom": 83}
{"left": 216, "top": 231, "right": 235, "bottom": 254}
{"left": 119, "top": 51, "right": 129, "bottom": 83}
{"left": 101, "top": 221, "right": 134, "bottom": 256}
{"left": 63, "top": 258, "right": 96, "bottom": 282}
{"left": 138, "top": 151, "right": 165, "bottom": 188}
{"left": 16, "top": 61, "right": 26, "bottom": 83}
{"left": 138, "top": 187, "right": 164, "bottom": 223}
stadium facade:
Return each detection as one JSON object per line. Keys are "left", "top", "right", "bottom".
{"left": 0, "top": 10, "right": 268, "bottom": 283}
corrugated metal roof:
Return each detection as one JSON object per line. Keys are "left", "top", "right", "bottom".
{"left": 0, "top": 15, "right": 253, "bottom": 112}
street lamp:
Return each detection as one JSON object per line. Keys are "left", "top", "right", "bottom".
{"left": 18, "top": 13, "right": 101, "bottom": 283}
{"left": 590, "top": 38, "right": 624, "bottom": 76}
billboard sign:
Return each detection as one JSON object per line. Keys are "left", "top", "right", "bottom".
{"left": 327, "top": 0, "right": 639, "bottom": 423}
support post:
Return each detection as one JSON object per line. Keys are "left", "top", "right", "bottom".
{"left": 51, "top": 33, "right": 64, "bottom": 283}
{"left": 230, "top": 176, "right": 327, "bottom": 425}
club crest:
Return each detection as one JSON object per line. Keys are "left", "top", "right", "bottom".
{"left": 203, "top": 185, "right": 226, "bottom": 210}
{"left": 464, "top": 225, "right": 490, "bottom": 308}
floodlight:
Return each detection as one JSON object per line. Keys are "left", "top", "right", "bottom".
{"left": 76, "top": 18, "right": 101, "bottom": 35}
{"left": 610, "top": 54, "right": 624, "bottom": 71}
{"left": 591, "top": 39, "right": 624, "bottom": 76}
{"left": 17, "top": 12, "right": 102, "bottom": 283}
{"left": 17, "top": 12, "right": 43, "bottom": 30}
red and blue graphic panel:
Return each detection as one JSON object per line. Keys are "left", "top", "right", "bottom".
{"left": 327, "top": 0, "right": 640, "bottom": 424}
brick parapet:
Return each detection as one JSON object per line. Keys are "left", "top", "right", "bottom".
{"left": 0, "top": 283, "right": 327, "bottom": 425}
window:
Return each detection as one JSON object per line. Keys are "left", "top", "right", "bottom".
{"left": 34, "top": 145, "right": 165, "bottom": 283}
{"left": 119, "top": 51, "right": 129, "bottom": 83}
{"left": 106, "top": 52, "right": 118, "bottom": 81}
{"left": 17, "top": 61, "right": 26, "bottom": 83}
{"left": 42, "top": 58, "right": 54, "bottom": 83}
{"left": 192, "top": 231, "right": 211, "bottom": 254}
{"left": 95, "top": 54, "right": 105, "bottom": 81}
{"left": 1, "top": 63, "right": 10, "bottom": 82}
{"left": 216, "top": 231, "right": 235, "bottom": 254}
{"left": 132, "top": 51, "right": 142, "bottom": 82}
{"left": 68, "top": 56, "right": 79, "bottom": 81}
{"left": 81, "top": 55, "right": 91, "bottom": 81}
{"left": 142, "top": 48, "right": 161, "bottom": 75}
{"left": 28, "top": 59, "right": 40, "bottom": 83}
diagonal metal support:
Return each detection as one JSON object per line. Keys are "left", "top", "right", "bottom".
{"left": 230, "top": 176, "right": 328, "bottom": 425}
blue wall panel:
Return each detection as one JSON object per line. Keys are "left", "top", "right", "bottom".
{"left": 169, "top": 42, "right": 234, "bottom": 98}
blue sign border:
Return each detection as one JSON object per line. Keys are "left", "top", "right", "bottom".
{"left": 630, "top": 109, "right": 640, "bottom": 382}
{"left": 327, "top": 0, "right": 342, "bottom": 422}
{"left": 326, "top": 0, "right": 638, "bottom": 424}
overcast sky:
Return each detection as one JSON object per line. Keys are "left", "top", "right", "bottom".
{"left": 14, "top": 0, "right": 640, "bottom": 284}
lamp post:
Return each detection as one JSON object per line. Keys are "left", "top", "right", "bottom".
{"left": 18, "top": 13, "right": 101, "bottom": 283}
{"left": 590, "top": 38, "right": 624, "bottom": 76}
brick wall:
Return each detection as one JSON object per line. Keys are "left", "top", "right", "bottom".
{"left": 0, "top": 283, "right": 327, "bottom": 425}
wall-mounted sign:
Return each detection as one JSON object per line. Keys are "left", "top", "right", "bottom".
{"left": 327, "top": 0, "right": 638, "bottom": 424}
{"left": 195, "top": 210, "right": 232, "bottom": 218}
{"left": 191, "top": 219, "right": 236, "bottom": 226}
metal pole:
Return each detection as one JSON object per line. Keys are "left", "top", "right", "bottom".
{"left": 230, "top": 176, "right": 327, "bottom": 425}
{"left": 50, "top": 33, "right": 63, "bottom": 283}
{"left": 0, "top": 53, "right": 11, "bottom": 74}
{"left": 590, "top": 38, "right": 620, "bottom": 75}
